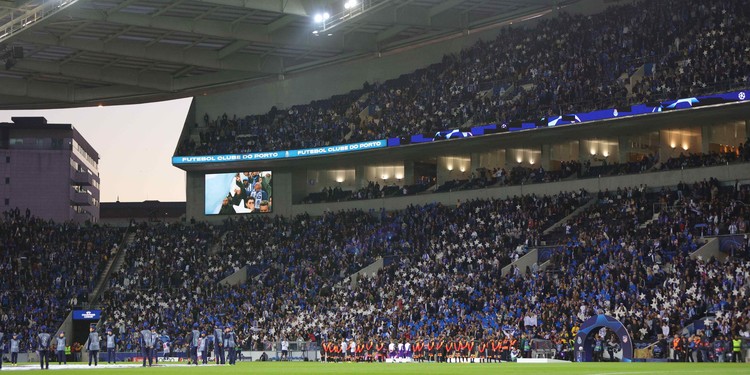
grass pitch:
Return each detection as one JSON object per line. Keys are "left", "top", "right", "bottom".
{"left": 4, "top": 361, "right": 748, "bottom": 374}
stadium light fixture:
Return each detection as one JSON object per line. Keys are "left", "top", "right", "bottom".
{"left": 312, "top": 0, "right": 393, "bottom": 34}
{"left": 313, "top": 12, "right": 331, "bottom": 24}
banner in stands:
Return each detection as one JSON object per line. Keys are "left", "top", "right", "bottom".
{"left": 173, "top": 139, "right": 387, "bottom": 165}
{"left": 388, "top": 89, "right": 749, "bottom": 145}
{"left": 73, "top": 310, "right": 101, "bottom": 320}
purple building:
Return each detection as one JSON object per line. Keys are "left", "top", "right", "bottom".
{"left": 0, "top": 116, "right": 100, "bottom": 223}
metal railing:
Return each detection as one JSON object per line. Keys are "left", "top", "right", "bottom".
{"left": 1, "top": 0, "right": 82, "bottom": 43}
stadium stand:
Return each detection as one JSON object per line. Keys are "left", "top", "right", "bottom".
{"left": 95, "top": 190, "right": 588, "bottom": 352}
{"left": 3, "top": 175, "right": 748, "bottom": 361}
{"left": 80, "top": 178, "right": 749, "bottom": 361}
{"left": 0, "top": 209, "right": 124, "bottom": 351}
{"left": 4, "top": 0, "right": 750, "bottom": 367}
{"left": 175, "top": 0, "right": 750, "bottom": 157}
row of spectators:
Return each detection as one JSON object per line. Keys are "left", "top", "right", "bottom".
{"left": 301, "top": 146, "right": 748, "bottom": 203}
{"left": 176, "top": 0, "right": 750, "bottom": 156}
{"left": 660, "top": 145, "right": 750, "bottom": 170}
{"left": 302, "top": 179, "right": 434, "bottom": 204}
{"left": 0, "top": 208, "right": 123, "bottom": 351}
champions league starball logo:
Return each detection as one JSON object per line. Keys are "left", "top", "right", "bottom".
{"left": 575, "top": 315, "right": 634, "bottom": 362}
{"left": 740, "top": 92, "right": 746, "bottom": 101}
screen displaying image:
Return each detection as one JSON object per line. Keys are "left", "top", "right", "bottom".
{"left": 205, "top": 171, "right": 272, "bottom": 215}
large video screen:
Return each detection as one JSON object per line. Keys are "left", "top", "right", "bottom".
{"left": 205, "top": 171, "right": 272, "bottom": 215}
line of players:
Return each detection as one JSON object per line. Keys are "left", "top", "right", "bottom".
{"left": 185, "top": 323, "right": 240, "bottom": 366}
{"left": 6, "top": 323, "right": 241, "bottom": 370}
{"left": 320, "top": 336, "right": 527, "bottom": 363}
{"left": 12, "top": 325, "right": 109, "bottom": 370}
{"left": 86, "top": 322, "right": 241, "bottom": 367}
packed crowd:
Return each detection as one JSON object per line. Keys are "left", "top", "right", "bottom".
{"left": 176, "top": 0, "right": 750, "bottom": 156}
{"left": 630, "top": 0, "right": 750, "bottom": 103}
{"left": 0, "top": 208, "right": 123, "bottom": 351}
{"left": 3, "top": 179, "right": 748, "bottom": 361}
{"left": 96, "top": 190, "right": 588, "bottom": 352}
{"left": 270, "top": 181, "right": 748, "bottom": 358}
{"left": 98, "top": 222, "right": 219, "bottom": 352}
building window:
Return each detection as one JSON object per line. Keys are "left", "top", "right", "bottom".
{"left": 5, "top": 156, "right": 9, "bottom": 163}
{"left": 4, "top": 198, "right": 8, "bottom": 206}
{"left": 4, "top": 177, "right": 8, "bottom": 184}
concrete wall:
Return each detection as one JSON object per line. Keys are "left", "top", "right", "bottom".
{"left": 506, "top": 147, "right": 542, "bottom": 167}
{"left": 436, "top": 156, "right": 471, "bottom": 184}
{"left": 660, "top": 128, "right": 702, "bottom": 161}
{"left": 502, "top": 248, "right": 539, "bottom": 277}
{"left": 221, "top": 265, "right": 249, "bottom": 286}
{"left": 56, "top": 312, "right": 74, "bottom": 347}
{"left": 346, "top": 257, "right": 385, "bottom": 289}
{"left": 690, "top": 238, "right": 727, "bottom": 262}
{"left": 306, "top": 168, "right": 357, "bottom": 195}
{"left": 580, "top": 138, "right": 619, "bottom": 165}
{"left": 0, "top": 149, "right": 74, "bottom": 222}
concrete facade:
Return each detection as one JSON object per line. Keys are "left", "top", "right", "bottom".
{"left": 0, "top": 117, "right": 100, "bottom": 223}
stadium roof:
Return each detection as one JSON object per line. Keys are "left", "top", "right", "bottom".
{"left": 0, "top": 0, "right": 562, "bottom": 109}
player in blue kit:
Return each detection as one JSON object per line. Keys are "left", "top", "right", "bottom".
{"left": 214, "top": 323, "right": 225, "bottom": 365}
{"left": 140, "top": 323, "right": 154, "bottom": 367}
{"left": 87, "top": 325, "right": 100, "bottom": 366}
{"left": 10, "top": 333, "right": 21, "bottom": 366}
{"left": 224, "top": 325, "right": 237, "bottom": 365}
{"left": 190, "top": 323, "right": 200, "bottom": 366}
{"left": 37, "top": 326, "right": 51, "bottom": 370}
{"left": 106, "top": 328, "right": 117, "bottom": 364}
{"left": 55, "top": 332, "right": 67, "bottom": 365}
